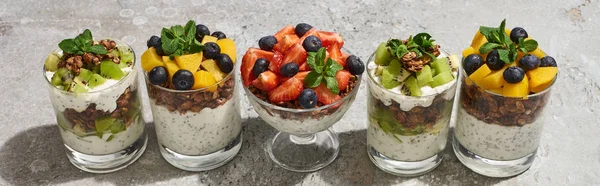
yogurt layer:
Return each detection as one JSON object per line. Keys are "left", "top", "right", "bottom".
{"left": 152, "top": 98, "right": 242, "bottom": 156}
{"left": 455, "top": 108, "right": 544, "bottom": 160}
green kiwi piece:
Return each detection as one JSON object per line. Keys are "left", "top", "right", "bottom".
{"left": 100, "top": 60, "right": 125, "bottom": 80}
{"left": 45, "top": 52, "right": 62, "bottom": 72}
{"left": 416, "top": 65, "right": 433, "bottom": 87}
{"left": 429, "top": 71, "right": 454, "bottom": 88}
{"left": 430, "top": 57, "right": 451, "bottom": 76}
{"left": 405, "top": 76, "right": 422, "bottom": 96}
{"left": 88, "top": 74, "right": 107, "bottom": 88}
{"left": 118, "top": 46, "right": 134, "bottom": 64}
{"left": 381, "top": 68, "right": 400, "bottom": 89}
{"left": 375, "top": 42, "right": 392, "bottom": 65}
{"left": 78, "top": 68, "right": 93, "bottom": 83}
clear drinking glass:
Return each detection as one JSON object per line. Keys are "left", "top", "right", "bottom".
{"left": 365, "top": 52, "right": 457, "bottom": 176}
{"left": 145, "top": 71, "right": 242, "bottom": 171}
{"left": 44, "top": 39, "right": 147, "bottom": 173}
{"left": 452, "top": 66, "right": 556, "bottom": 177}
{"left": 243, "top": 74, "right": 362, "bottom": 172}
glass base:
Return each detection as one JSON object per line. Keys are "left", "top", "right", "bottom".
{"left": 367, "top": 145, "right": 442, "bottom": 177}
{"left": 160, "top": 132, "right": 242, "bottom": 171}
{"left": 452, "top": 136, "right": 535, "bottom": 177}
{"left": 65, "top": 133, "right": 148, "bottom": 173}
{"left": 266, "top": 129, "right": 339, "bottom": 172}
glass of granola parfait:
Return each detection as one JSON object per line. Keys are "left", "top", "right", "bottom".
{"left": 43, "top": 30, "right": 146, "bottom": 173}
{"left": 366, "top": 33, "right": 458, "bottom": 176}
{"left": 453, "top": 20, "right": 558, "bottom": 177}
{"left": 241, "top": 24, "right": 364, "bottom": 172}
{"left": 141, "top": 20, "right": 241, "bottom": 171}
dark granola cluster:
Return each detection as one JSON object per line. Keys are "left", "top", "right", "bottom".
{"left": 58, "top": 39, "right": 121, "bottom": 75}
{"left": 460, "top": 79, "right": 550, "bottom": 126}
{"left": 63, "top": 87, "right": 138, "bottom": 132}
{"left": 396, "top": 40, "right": 441, "bottom": 72}
{"left": 372, "top": 92, "right": 452, "bottom": 129}
{"left": 248, "top": 76, "right": 358, "bottom": 120}
{"left": 147, "top": 77, "right": 235, "bottom": 114}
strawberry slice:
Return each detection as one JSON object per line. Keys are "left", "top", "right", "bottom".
{"left": 282, "top": 43, "right": 307, "bottom": 66}
{"left": 299, "top": 62, "right": 310, "bottom": 71}
{"left": 280, "top": 71, "right": 310, "bottom": 83}
{"left": 252, "top": 71, "right": 279, "bottom": 91}
{"left": 268, "top": 51, "right": 284, "bottom": 73}
{"left": 341, "top": 52, "right": 350, "bottom": 65}
{"left": 241, "top": 48, "right": 275, "bottom": 86}
{"left": 298, "top": 28, "right": 318, "bottom": 44}
{"left": 327, "top": 43, "right": 345, "bottom": 67}
{"left": 317, "top": 31, "right": 344, "bottom": 48}
{"left": 335, "top": 70, "right": 351, "bottom": 91}
{"left": 273, "top": 34, "right": 299, "bottom": 53}
{"left": 269, "top": 77, "right": 304, "bottom": 103}
{"left": 274, "top": 25, "right": 295, "bottom": 42}
{"left": 313, "top": 83, "right": 341, "bottom": 105}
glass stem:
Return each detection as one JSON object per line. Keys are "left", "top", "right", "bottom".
{"left": 289, "top": 133, "right": 317, "bottom": 145}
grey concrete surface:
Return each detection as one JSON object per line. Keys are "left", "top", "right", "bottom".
{"left": 0, "top": 0, "right": 598, "bottom": 185}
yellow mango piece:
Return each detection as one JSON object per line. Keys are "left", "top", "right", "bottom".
{"left": 201, "top": 36, "right": 218, "bottom": 44}
{"left": 162, "top": 56, "right": 179, "bottom": 84}
{"left": 527, "top": 67, "right": 558, "bottom": 93}
{"left": 480, "top": 66, "right": 507, "bottom": 90}
{"left": 503, "top": 74, "right": 529, "bottom": 98}
{"left": 192, "top": 70, "right": 217, "bottom": 91}
{"left": 216, "top": 38, "right": 237, "bottom": 63}
{"left": 470, "top": 31, "right": 488, "bottom": 50}
{"left": 141, "top": 47, "right": 164, "bottom": 72}
{"left": 530, "top": 48, "right": 546, "bottom": 59}
{"left": 489, "top": 87, "right": 503, "bottom": 95}
{"left": 201, "top": 59, "right": 226, "bottom": 82}
{"left": 504, "top": 29, "right": 511, "bottom": 36}
{"left": 469, "top": 64, "right": 492, "bottom": 87}
{"left": 174, "top": 53, "right": 203, "bottom": 72}
{"left": 462, "top": 47, "right": 476, "bottom": 58}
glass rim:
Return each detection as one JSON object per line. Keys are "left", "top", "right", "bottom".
{"left": 366, "top": 50, "right": 458, "bottom": 99}
{"left": 458, "top": 56, "right": 558, "bottom": 98}
{"left": 42, "top": 38, "right": 137, "bottom": 95}
{"left": 143, "top": 68, "right": 235, "bottom": 93}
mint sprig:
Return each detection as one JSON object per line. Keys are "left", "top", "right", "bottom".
{"left": 161, "top": 20, "right": 205, "bottom": 57}
{"left": 386, "top": 32, "right": 436, "bottom": 61}
{"left": 478, "top": 19, "right": 539, "bottom": 64}
{"left": 304, "top": 47, "right": 343, "bottom": 94}
{"left": 58, "top": 29, "right": 107, "bottom": 55}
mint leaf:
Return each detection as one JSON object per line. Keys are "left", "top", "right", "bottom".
{"left": 171, "top": 25, "right": 185, "bottom": 37}
{"left": 306, "top": 52, "right": 319, "bottom": 72}
{"left": 509, "top": 44, "right": 518, "bottom": 62}
{"left": 325, "top": 58, "right": 343, "bottom": 77}
{"left": 324, "top": 76, "right": 339, "bottom": 94}
{"left": 89, "top": 44, "right": 107, "bottom": 54}
{"left": 413, "top": 33, "right": 435, "bottom": 48}
{"left": 522, "top": 39, "right": 538, "bottom": 52}
{"left": 184, "top": 20, "right": 196, "bottom": 42}
{"left": 387, "top": 39, "right": 409, "bottom": 58}
{"left": 80, "top": 29, "right": 93, "bottom": 41}
{"left": 479, "top": 42, "right": 504, "bottom": 54}
{"left": 497, "top": 49, "right": 511, "bottom": 64}
{"left": 315, "top": 47, "right": 326, "bottom": 67}
{"left": 498, "top": 19, "right": 506, "bottom": 43}
{"left": 304, "top": 71, "right": 323, "bottom": 88}
{"left": 58, "top": 39, "right": 80, "bottom": 54}
{"left": 479, "top": 26, "right": 497, "bottom": 38}
{"left": 189, "top": 43, "right": 205, "bottom": 54}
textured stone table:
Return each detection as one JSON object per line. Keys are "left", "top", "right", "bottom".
{"left": 1, "top": 0, "right": 598, "bottom": 185}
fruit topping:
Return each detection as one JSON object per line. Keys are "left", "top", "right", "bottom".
{"left": 416, "top": 65, "right": 433, "bottom": 87}
{"left": 282, "top": 43, "right": 307, "bottom": 66}
{"left": 526, "top": 67, "right": 558, "bottom": 93}
{"left": 252, "top": 58, "right": 270, "bottom": 77}
{"left": 211, "top": 31, "right": 226, "bottom": 39}
{"left": 346, "top": 55, "right": 365, "bottom": 75}
{"left": 280, "top": 62, "right": 299, "bottom": 77}
{"left": 317, "top": 31, "right": 344, "bottom": 48}
{"left": 295, "top": 23, "right": 313, "bottom": 38}
{"left": 203, "top": 42, "right": 221, "bottom": 59}
{"left": 174, "top": 52, "right": 203, "bottom": 72}
{"left": 503, "top": 74, "right": 528, "bottom": 97}
{"left": 192, "top": 70, "right": 217, "bottom": 91}
{"left": 374, "top": 42, "right": 392, "bottom": 66}
{"left": 201, "top": 36, "right": 218, "bottom": 44}
{"left": 172, "top": 69, "right": 195, "bottom": 90}
{"left": 215, "top": 53, "right": 234, "bottom": 73}
{"left": 335, "top": 70, "right": 351, "bottom": 91}
{"left": 161, "top": 56, "right": 180, "bottom": 84}
{"left": 241, "top": 48, "right": 274, "bottom": 86}
{"left": 298, "top": 89, "right": 318, "bottom": 109}
{"left": 45, "top": 52, "right": 61, "bottom": 71}
{"left": 147, "top": 35, "right": 161, "bottom": 49}
{"left": 216, "top": 38, "right": 237, "bottom": 63}
{"left": 269, "top": 77, "right": 303, "bottom": 103}
{"left": 313, "top": 83, "right": 341, "bottom": 105}
{"left": 302, "top": 35, "right": 322, "bottom": 52}
{"left": 540, "top": 56, "right": 557, "bottom": 67}
{"left": 100, "top": 60, "right": 126, "bottom": 80}
{"left": 510, "top": 27, "right": 528, "bottom": 43}
{"left": 201, "top": 59, "right": 226, "bottom": 82}
{"left": 463, "top": 54, "right": 484, "bottom": 75}
{"left": 259, "top": 36, "right": 278, "bottom": 51}
{"left": 148, "top": 66, "right": 168, "bottom": 85}
{"left": 195, "top": 24, "right": 210, "bottom": 42}
{"left": 503, "top": 66, "right": 525, "bottom": 84}
{"left": 486, "top": 49, "right": 504, "bottom": 70}
{"left": 252, "top": 70, "right": 279, "bottom": 91}
{"left": 519, "top": 54, "right": 540, "bottom": 71}
{"left": 141, "top": 47, "right": 164, "bottom": 72}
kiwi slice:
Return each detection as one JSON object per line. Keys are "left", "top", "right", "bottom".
{"left": 416, "top": 65, "right": 433, "bottom": 87}
{"left": 381, "top": 68, "right": 400, "bottom": 89}
{"left": 405, "top": 76, "right": 422, "bottom": 96}
{"left": 118, "top": 46, "right": 134, "bottom": 64}
{"left": 88, "top": 74, "right": 107, "bottom": 88}
{"left": 375, "top": 42, "right": 392, "bottom": 65}
{"left": 51, "top": 68, "right": 73, "bottom": 87}
{"left": 375, "top": 65, "right": 384, "bottom": 76}
{"left": 69, "top": 80, "right": 88, "bottom": 93}
{"left": 45, "top": 52, "right": 62, "bottom": 72}
{"left": 78, "top": 68, "right": 93, "bottom": 83}
{"left": 429, "top": 71, "right": 454, "bottom": 88}
{"left": 100, "top": 60, "right": 126, "bottom": 80}
{"left": 430, "top": 57, "right": 451, "bottom": 76}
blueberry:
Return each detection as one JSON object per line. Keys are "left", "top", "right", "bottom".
{"left": 215, "top": 54, "right": 234, "bottom": 73}
{"left": 346, "top": 55, "right": 364, "bottom": 75}
{"left": 540, "top": 56, "right": 557, "bottom": 67}
{"left": 147, "top": 35, "right": 161, "bottom": 48}
{"left": 519, "top": 54, "right": 541, "bottom": 71}
{"left": 155, "top": 44, "right": 165, "bottom": 56}
{"left": 486, "top": 49, "right": 504, "bottom": 70}
{"left": 252, "top": 58, "right": 270, "bottom": 77}
{"left": 295, "top": 23, "right": 313, "bottom": 38}
{"left": 298, "top": 89, "right": 318, "bottom": 109}
{"left": 203, "top": 42, "right": 221, "bottom": 59}
{"left": 280, "top": 63, "right": 299, "bottom": 77}
{"left": 503, "top": 66, "right": 525, "bottom": 84}
{"left": 195, "top": 24, "right": 210, "bottom": 42}
{"left": 211, "top": 31, "right": 226, "bottom": 39}
{"left": 148, "top": 66, "right": 168, "bottom": 85}
{"left": 172, "top": 70, "right": 194, "bottom": 90}
{"left": 259, "top": 36, "right": 278, "bottom": 51}
{"left": 510, "top": 27, "right": 528, "bottom": 44}
{"left": 302, "top": 35, "right": 322, "bottom": 52}
{"left": 463, "top": 54, "right": 484, "bottom": 75}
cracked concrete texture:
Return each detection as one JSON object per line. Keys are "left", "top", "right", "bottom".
{"left": 1, "top": 0, "right": 599, "bottom": 185}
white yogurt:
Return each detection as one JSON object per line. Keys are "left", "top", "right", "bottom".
{"left": 368, "top": 115, "right": 449, "bottom": 161}
{"left": 152, "top": 98, "right": 242, "bottom": 156}
{"left": 455, "top": 108, "right": 544, "bottom": 160}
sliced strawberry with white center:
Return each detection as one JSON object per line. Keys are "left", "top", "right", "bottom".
{"left": 241, "top": 48, "right": 274, "bottom": 86}
{"left": 252, "top": 71, "right": 280, "bottom": 91}
{"left": 317, "top": 31, "right": 344, "bottom": 48}
{"left": 273, "top": 34, "right": 299, "bottom": 53}
{"left": 268, "top": 77, "right": 304, "bottom": 103}
{"left": 327, "top": 43, "right": 345, "bottom": 67}
{"left": 313, "top": 83, "right": 341, "bottom": 105}
{"left": 335, "top": 70, "right": 351, "bottom": 91}
{"left": 282, "top": 43, "right": 307, "bottom": 66}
